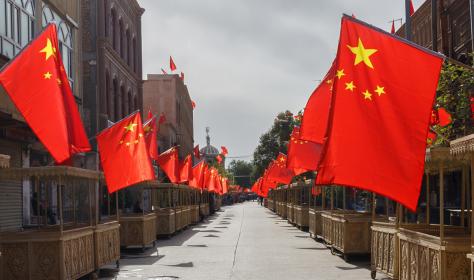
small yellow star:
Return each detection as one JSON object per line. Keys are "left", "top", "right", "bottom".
{"left": 345, "top": 81, "right": 356, "bottom": 91}
{"left": 326, "top": 79, "right": 333, "bottom": 84}
{"left": 336, "top": 69, "right": 345, "bottom": 79}
{"left": 39, "top": 38, "right": 56, "bottom": 61}
{"left": 134, "top": 140, "right": 139, "bottom": 144}
{"left": 362, "top": 90, "right": 372, "bottom": 100}
{"left": 125, "top": 142, "right": 131, "bottom": 146}
{"left": 144, "top": 126, "right": 152, "bottom": 132}
{"left": 138, "top": 133, "right": 143, "bottom": 137}
{"left": 375, "top": 86, "right": 385, "bottom": 96}
{"left": 347, "top": 38, "right": 378, "bottom": 69}
{"left": 56, "top": 78, "right": 62, "bottom": 85}
{"left": 43, "top": 72, "right": 52, "bottom": 79}
{"left": 124, "top": 123, "right": 138, "bottom": 132}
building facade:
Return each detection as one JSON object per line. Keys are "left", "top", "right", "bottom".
{"left": 143, "top": 74, "right": 194, "bottom": 159}
{"left": 81, "top": 0, "right": 144, "bottom": 169}
{"left": 0, "top": 0, "right": 83, "bottom": 231}
{"left": 397, "top": 0, "right": 472, "bottom": 64}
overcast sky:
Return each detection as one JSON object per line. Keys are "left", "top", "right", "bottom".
{"left": 137, "top": 0, "right": 424, "bottom": 162}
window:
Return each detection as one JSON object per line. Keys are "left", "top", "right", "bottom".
{"left": 104, "top": 70, "right": 110, "bottom": 115}
{"left": 132, "top": 37, "right": 137, "bottom": 72}
{"left": 103, "top": 0, "right": 108, "bottom": 36}
{"left": 111, "top": 8, "right": 116, "bottom": 49}
{"left": 127, "top": 90, "right": 132, "bottom": 113}
{"left": 121, "top": 85, "right": 127, "bottom": 117}
{"left": 113, "top": 78, "right": 119, "bottom": 121}
{"left": 42, "top": 4, "right": 74, "bottom": 91}
{"left": 119, "top": 19, "right": 123, "bottom": 58}
{"left": 0, "top": 0, "right": 34, "bottom": 59}
{"left": 126, "top": 29, "right": 130, "bottom": 65}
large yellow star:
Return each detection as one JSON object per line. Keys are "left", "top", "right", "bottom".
{"left": 336, "top": 69, "right": 345, "bottom": 79}
{"left": 124, "top": 123, "right": 138, "bottom": 132}
{"left": 362, "top": 90, "right": 372, "bottom": 100}
{"left": 345, "top": 81, "right": 356, "bottom": 91}
{"left": 43, "top": 72, "right": 52, "bottom": 79}
{"left": 375, "top": 85, "right": 385, "bottom": 96}
{"left": 347, "top": 38, "right": 378, "bottom": 69}
{"left": 39, "top": 38, "right": 56, "bottom": 61}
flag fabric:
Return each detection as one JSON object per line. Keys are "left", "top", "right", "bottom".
{"left": 0, "top": 24, "right": 91, "bottom": 163}
{"left": 194, "top": 145, "right": 201, "bottom": 159}
{"left": 189, "top": 160, "right": 206, "bottom": 188}
{"left": 390, "top": 20, "right": 395, "bottom": 34}
{"left": 287, "top": 126, "right": 322, "bottom": 175}
{"left": 409, "top": 0, "right": 415, "bottom": 16}
{"left": 156, "top": 146, "right": 180, "bottom": 183}
{"left": 427, "top": 130, "right": 437, "bottom": 147}
{"left": 215, "top": 175, "right": 223, "bottom": 195}
{"left": 216, "top": 155, "right": 223, "bottom": 164}
{"left": 205, "top": 167, "right": 217, "bottom": 192}
{"left": 147, "top": 109, "right": 153, "bottom": 120}
{"left": 300, "top": 60, "right": 336, "bottom": 144}
{"left": 191, "top": 100, "right": 196, "bottom": 109}
{"left": 437, "top": 107, "right": 452, "bottom": 127}
{"left": 315, "top": 16, "right": 444, "bottom": 211}
{"left": 143, "top": 116, "right": 158, "bottom": 160}
{"left": 221, "top": 146, "right": 228, "bottom": 156}
{"left": 170, "top": 56, "right": 177, "bottom": 71}
{"left": 179, "top": 154, "right": 193, "bottom": 183}
{"left": 97, "top": 112, "right": 155, "bottom": 193}
{"left": 267, "top": 153, "right": 294, "bottom": 185}
{"left": 158, "top": 113, "right": 167, "bottom": 125}
{"left": 222, "top": 177, "right": 229, "bottom": 194}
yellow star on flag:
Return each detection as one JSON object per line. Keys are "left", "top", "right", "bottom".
{"left": 124, "top": 123, "right": 138, "bottom": 132}
{"left": 43, "top": 72, "right": 52, "bottom": 79}
{"left": 362, "top": 90, "right": 372, "bottom": 100}
{"left": 39, "top": 38, "right": 56, "bottom": 61}
{"left": 56, "top": 78, "right": 62, "bottom": 85}
{"left": 336, "top": 69, "right": 345, "bottom": 79}
{"left": 347, "top": 38, "right": 377, "bottom": 69}
{"left": 345, "top": 81, "right": 356, "bottom": 91}
{"left": 326, "top": 79, "right": 333, "bottom": 84}
{"left": 375, "top": 86, "right": 385, "bottom": 96}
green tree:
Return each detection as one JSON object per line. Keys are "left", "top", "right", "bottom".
{"left": 227, "top": 160, "right": 254, "bottom": 188}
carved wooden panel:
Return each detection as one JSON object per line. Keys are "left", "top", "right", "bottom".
{"left": 95, "top": 225, "right": 120, "bottom": 268}
{"left": 1, "top": 242, "right": 29, "bottom": 279}
{"left": 63, "top": 233, "right": 94, "bottom": 279}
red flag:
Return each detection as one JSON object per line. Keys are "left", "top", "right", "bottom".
{"left": 267, "top": 153, "right": 295, "bottom": 185}
{"left": 97, "top": 112, "right": 155, "bottom": 193}
{"left": 205, "top": 167, "right": 217, "bottom": 192}
{"left": 300, "top": 60, "right": 336, "bottom": 144}
{"left": 427, "top": 130, "right": 437, "bottom": 147}
{"left": 191, "top": 100, "right": 196, "bottom": 109}
{"left": 158, "top": 113, "right": 167, "bottom": 125}
{"left": 147, "top": 109, "right": 153, "bottom": 120}
{"left": 156, "top": 146, "right": 180, "bottom": 183}
{"left": 215, "top": 174, "right": 223, "bottom": 195}
{"left": 179, "top": 154, "right": 193, "bottom": 183}
{"left": 216, "top": 155, "right": 223, "bottom": 164}
{"left": 316, "top": 16, "right": 443, "bottom": 211}
{"left": 143, "top": 116, "right": 158, "bottom": 160}
{"left": 161, "top": 68, "right": 168, "bottom": 74}
{"left": 437, "top": 107, "right": 452, "bottom": 127}
{"left": 170, "top": 56, "right": 177, "bottom": 71}
{"left": 221, "top": 146, "right": 228, "bottom": 156}
{"left": 390, "top": 20, "right": 395, "bottom": 34}
{"left": 0, "top": 24, "right": 91, "bottom": 163}
{"left": 222, "top": 177, "right": 229, "bottom": 194}
{"left": 194, "top": 145, "right": 201, "bottom": 159}
{"left": 180, "top": 72, "right": 184, "bottom": 81}
{"left": 409, "top": 0, "right": 415, "bottom": 16}
{"left": 189, "top": 160, "right": 206, "bottom": 188}
{"left": 287, "top": 126, "right": 322, "bottom": 175}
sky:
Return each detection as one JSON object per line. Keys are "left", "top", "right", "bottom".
{"left": 137, "top": 0, "right": 425, "bottom": 163}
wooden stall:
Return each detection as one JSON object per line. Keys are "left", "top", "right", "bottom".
{"left": 287, "top": 187, "right": 295, "bottom": 224}
{"left": 450, "top": 134, "right": 474, "bottom": 280}
{"left": 309, "top": 185, "right": 324, "bottom": 239}
{"left": 118, "top": 181, "right": 156, "bottom": 249}
{"left": 190, "top": 188, "right": 200, "bottom": 224}
{"left": 293, "top": 181, "right": 311, "bottom": 230}
{"left": 151, "top": 182, "right": 176, "bottom": 237}
{"left": 200, "top": 190, "right": 210, "bottom": 218}
{"left": 0, "top": 166, "right": 120, "bottom": 280}
{"left": 396, "top": 146, "right": 471, "bottom": 280}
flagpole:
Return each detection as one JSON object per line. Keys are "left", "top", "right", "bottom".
{"left": 405, "top": 0, "right": 412, "bottom": 41}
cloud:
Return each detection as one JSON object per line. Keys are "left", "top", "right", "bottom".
{"left": 138, "top": 0, "right": 424, "bottom": 161}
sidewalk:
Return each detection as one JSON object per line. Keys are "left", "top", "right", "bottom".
{"left": 99, "top": 202, "right": 387, "bottom": 280}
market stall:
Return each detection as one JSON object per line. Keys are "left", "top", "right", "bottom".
{"left": 151, "top": 182, "right": 176, "bottom": 237}
{"left": 287, "top": 186, "right": 295, "bottom": 224}
{"left": 309, "top": 185, "right": 324, "bottom": 239}
{"left": 293, "top": 181, "right": 311, "bottom": 230}
{"left": 199, "top": 189, "right": 210, "bottom": 218}
{"left": 118, "top": 181, "right": 156, "bottom": 250}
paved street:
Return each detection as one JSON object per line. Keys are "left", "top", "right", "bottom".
{"left": 99, "top": 202, "right": 387, "bottom": 280}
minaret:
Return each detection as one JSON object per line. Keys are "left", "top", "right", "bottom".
{"left": 206, "top": 127, "right": 211, "bottom": 147}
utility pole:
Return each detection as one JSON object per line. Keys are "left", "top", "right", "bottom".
{"left": 405, "top": 0, "right": 412, "bottom": 41}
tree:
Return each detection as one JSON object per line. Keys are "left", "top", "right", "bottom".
{"left": 252, "top": 110, "right": 296, "bottom": 179}
{"left": 227, "top": 160, "right": 254, "bottom": 188}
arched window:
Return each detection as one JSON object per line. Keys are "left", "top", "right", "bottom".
{"left": 0, "top": 0, "right": 34, "bottom": 58}
{"left": 128, "top": 90, "right": 133, "bottom": 113}
{"left": 132, "top": 37, "right": 137, "bottom": 73}
{"left": 119, "top": 19, "right": 123, "bottom": 58}
{"left": 104, "top": 70, "right": 110, "bottom": 115}
{"left": 113, "top": 78, "right": 118, "bottom": 121}
{"left": 111, "top": 8, "right": 116, "bottom": 49}
{"left": 133, "top": 95, "right": 138, "bottom": 112}
{"left": 104, "top": 0, "right": 108, "bottom": 36}
{"left": 121, "top": 86, "right": 128, "bottom": 116}
{"left": 126, "top": 29, "right": 131, "bottom": 66}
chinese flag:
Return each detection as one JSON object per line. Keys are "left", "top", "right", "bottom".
{"left": 300, "top": 60, "right": 336, "bottom": 144}
{"left": 170, "top": 56, "right": 177, "bottom": 71}
{"left": 287, "top": 126, "right": 322, "bottom": 175}
{"left": 97, "top": 112, "right": 155, "bottom": 193}
{"left": 437, "top": 107, "right": 452, "bottom": 127}
{"left": 267, "top": 153, "right": 295, "bottom": 185}
{"left": 156, "top": 146, "right": 180, "bottom": 183}
{"left": 191, "top": 100, "right": 196, "bottom": 110}
{"left": 390, "top": 20, "right": 395, "bottom": 34}
{"left": 215, "top": 174, "right": 223, "bottom": 195}
{"left": 143, "top": 116, "right": 158, "bottom": 160}
{"left": 194, "top": 145, "right": 201, "bottom": 159}
{"left": 205, "top": 167, "right": 217, "bottom": 192}
{"left": 216, "top": 155, "right": 223, "bottom": 164}
{"left": 316, "top": 16, "right": 443, "bottom": 211}
{"left": 189, "top": 160, "right": 206, "bottom": 188}
{"left": 147, "top": 109, "right": 153, "bottom": 120}
{"left": 0, "top": 24, "right": 91, "bottom": 163}
{"left": 179, "top": 154, "right": 193, "bottom": 183}
{"left": 221, "top": 146, "right": 228, "bottom": 156}
{"left": 222, "top": 177, "right": 229, "bottom": 194}
{"left": 409, "top": 0, "right": 415, "bottom": 16}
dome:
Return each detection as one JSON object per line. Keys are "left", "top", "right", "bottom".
{"left": 200, "top": 145, "right": 219, "bottom": 156}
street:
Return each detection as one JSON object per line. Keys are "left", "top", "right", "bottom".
{"left": 99, "top": 202, "right": 386, "bottom": 280}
